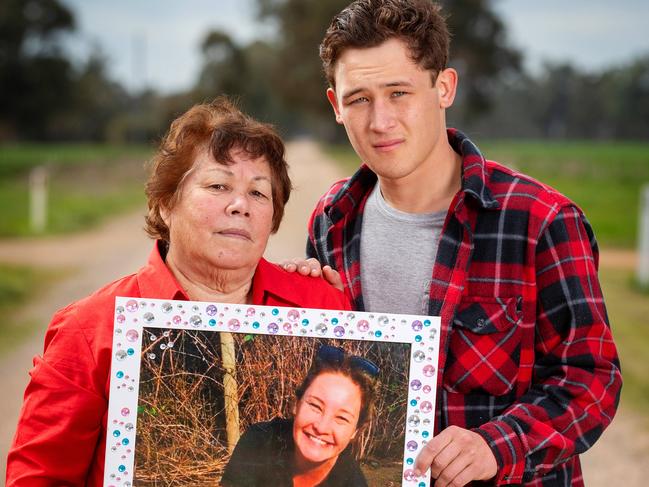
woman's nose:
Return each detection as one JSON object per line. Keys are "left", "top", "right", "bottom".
{"left": 226, "top": 193, "right": 250, "bottom": 217}
{"left": 312, "top": 415, "right": 333, "bottom": 435}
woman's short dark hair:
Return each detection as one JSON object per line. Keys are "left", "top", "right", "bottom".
{"left": 296, "top": 347, "right": 380, "bottom": 429}
{"left": 145, "top": 97, "right": 291, "bottom": 241}
{"left": 319, "top": 0, "right": 450, "bottom": 87}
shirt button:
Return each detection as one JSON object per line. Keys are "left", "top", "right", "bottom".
{"left": 476, "top": 318, "right": 485, "bottom": 327}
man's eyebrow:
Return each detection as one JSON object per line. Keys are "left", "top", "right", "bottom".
{"left": 341, "top": 80, "right": 414, "bottom": 99}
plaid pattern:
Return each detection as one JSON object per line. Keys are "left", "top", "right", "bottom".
{"left": 307, "top": 129, "right": 622, "bottom": 486}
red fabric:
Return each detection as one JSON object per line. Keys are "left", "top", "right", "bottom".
{"left": 6, "top": 242, "right": 350, "bottom": 486}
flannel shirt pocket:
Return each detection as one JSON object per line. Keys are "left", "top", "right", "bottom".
{"left": 444, "top": 296, "right": 522, "bottom": 396}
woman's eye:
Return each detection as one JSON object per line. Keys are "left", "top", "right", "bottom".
{"left": 308, "top": 402, "right": 322, "bottom": 412}
{"left": 336, "top": 416, "right": 350, "bottom": 424}
{"left": 251, "top": 190, "right": 268, "bottom": 199}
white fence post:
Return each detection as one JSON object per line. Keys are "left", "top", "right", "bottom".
{"left": 29, "top": 165, "right": 48, "bottom": 234}
{"left": 638, "top": 185, "right": 649, "bottom": 287}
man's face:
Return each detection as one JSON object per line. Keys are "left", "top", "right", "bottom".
{"left": 326, "top": 37, "right": 457, "bottom": 184}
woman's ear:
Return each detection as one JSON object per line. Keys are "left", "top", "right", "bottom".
{"left": 160, "top": 203, "right": 171, "bottom": 228}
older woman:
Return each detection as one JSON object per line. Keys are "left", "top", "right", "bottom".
{"left": 6, "top": 98, "right": 350, "bottom": 486}
{"left": 222, "top": 345, "right": 379, "bottom": 487}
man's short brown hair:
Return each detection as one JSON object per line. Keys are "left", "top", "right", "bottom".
{"left": 319, "top": 0, "right": 450, "bottom": 87}
{"left": 145, "top": 97, "right": 291, "bottom": 242}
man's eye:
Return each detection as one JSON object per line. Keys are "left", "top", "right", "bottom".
{"left": 210, "top": 184, "right": 226, "bottom": 190}
{"left": 392, "top": 91, "right": 407, "bottom": 98}
{"left": 349, "top": 96, "right": 369, "bottom": 105}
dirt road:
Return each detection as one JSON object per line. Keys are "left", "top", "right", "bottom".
{"left": 0, "top": 140, "right": 645, "bottom": 484}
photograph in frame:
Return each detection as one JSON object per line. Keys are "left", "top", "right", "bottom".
{"left": 104, "top": 297, "right": 441, "bottom": 486}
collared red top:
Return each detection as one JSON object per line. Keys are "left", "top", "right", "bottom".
{"left": 307, "top": 129, "right": 622, "bottom": 485}
{"left": 7, "top": 241, "right": 350, "bottom": 487}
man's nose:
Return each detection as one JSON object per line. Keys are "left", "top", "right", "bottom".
{"left": 369, "top": 99, "right": 397, "bottom": 132}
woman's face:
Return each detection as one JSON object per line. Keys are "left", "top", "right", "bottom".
{"left": 162, "top": 147, "right": 274, "bottom": 274}
{"left": 293, "top": 372, "right": 362, "bottom": 468}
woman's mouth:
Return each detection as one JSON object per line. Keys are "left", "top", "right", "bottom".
{"left": 305, "top": 432, "right": 333, "bottom": 447}
{"left": 217, "top": 228, "right": 252, "bottom": 240}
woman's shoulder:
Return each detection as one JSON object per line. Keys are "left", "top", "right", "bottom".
{"left": 243, "top": 417, "right": 292, "bottom": 439}
{"left": 254, "top": 259, "right": 351, "bottom": 311}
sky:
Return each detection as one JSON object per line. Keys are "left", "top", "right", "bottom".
{"left": 60, "top": 0, "right": 649, "bottom": 94}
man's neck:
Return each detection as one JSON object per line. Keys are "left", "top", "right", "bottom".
{"left": 379, "top": 141, "right": 462, "bottom": 214}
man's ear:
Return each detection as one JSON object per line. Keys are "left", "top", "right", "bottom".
{"left": 436, "top": 67, "right": 458, "bottom": 109}
{"left": 326, "top": 88, "right": 344, "bottom": 125}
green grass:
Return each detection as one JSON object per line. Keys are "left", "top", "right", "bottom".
{"left": 0, "top": 264, "right": 61, "bottom": 353}
{"left": 0, "top": 143, "right": 153, "bottom": 236}
{"left": 323, "top": 140, "right": 649, "bottom": 248}
{"left": 478, "top": 140, "right": 649, "bottom": 249}
{"left": 0, "top": 143, "right": 152, "bottom": 178}
{"left": 599, "top": 267, "right": 649, "bottom": 414}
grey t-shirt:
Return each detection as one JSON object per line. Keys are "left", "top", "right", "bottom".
{"left": 360, "top": 182, "right": 446, "bottom": 314}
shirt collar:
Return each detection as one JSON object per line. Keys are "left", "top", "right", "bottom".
{"left": 447, "top": 128, "right": 499, "bottom": 210}
{"left": 251, "top": 258, "right": 306, "bottom": 307}
{"left": 136, "top": 241, "right": 189, "bottom": 300}
{"left": 325, "top": 128, "right": 499, "bottom": 222}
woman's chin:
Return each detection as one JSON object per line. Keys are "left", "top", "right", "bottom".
{"left": 296, "top": 434, "right": 337, "bottom": 465}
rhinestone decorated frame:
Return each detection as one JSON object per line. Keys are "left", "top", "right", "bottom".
{"left": 104, "top": 297, "right": 441, "bottom": 487}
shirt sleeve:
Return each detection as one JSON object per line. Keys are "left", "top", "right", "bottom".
{"left": 474, "top": 205, "right": 622, "bottom": 484}
{"left": 6, "top": 306, "right": 107, "bottom": 486}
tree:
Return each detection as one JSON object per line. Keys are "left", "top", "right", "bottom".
{"left": 0, "top": 0, "right": 77, "bottom": 139}
{"left": 254, "top": 0, "right": 521, "bottom": 136}
{"left": 195, "top": 30, "right": 247, "bottom": 99}
{"left": 440, "top": 0, "right": 521, "bottom": 118}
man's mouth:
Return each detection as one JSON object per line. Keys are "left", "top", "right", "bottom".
{"left": 372, "top": 139, "right": 404, "bottom": 151}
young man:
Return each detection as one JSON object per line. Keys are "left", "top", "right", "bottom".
{"left": 295, "top": 0, "right": 621, "bottom": 485}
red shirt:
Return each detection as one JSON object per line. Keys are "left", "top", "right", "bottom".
{"left": 6, "top": 242, "right": 350, "bottom": 486}
{"left": 307, "top": 129, "right": 621, "bottom": 485}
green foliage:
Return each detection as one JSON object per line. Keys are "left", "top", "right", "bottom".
{"left": 254, "top": 0, "right": 521, "bottom": 136}
{"left": 0, "top": 143, "right": 152, "bottom": 236}
{"left": 599, "top": 268, "right": 649, "bottom": 415}
{"left": 460, "top": 56, "right": 649, "bottom": 139}
{"left": 478, "top": 140, "right": 649, "bottom": 248}
{"left": 0, "top": 263, "right": 59, "bottom": 353}
{"left": 0, "top": 143, "right": 151, "bottom": 178}
{"left": 324, "top": 140, "right": 649, "bottom": 248}
{"left": 440, "top": 0, "right": 522, "bottom": 116}
{"left": 0, "top": 0, "right": 76, "bottom": 139}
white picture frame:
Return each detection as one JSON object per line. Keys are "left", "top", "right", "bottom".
{"left": 104, "top": 297, "right": 441, "bottom": 486}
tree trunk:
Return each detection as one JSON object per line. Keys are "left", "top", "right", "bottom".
{"left": 220, "top": 332, "right": 240, "bottom": 452}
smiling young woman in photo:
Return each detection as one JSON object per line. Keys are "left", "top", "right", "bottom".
{"left": 221, "top": 345, "right": 379, "bottom": 487}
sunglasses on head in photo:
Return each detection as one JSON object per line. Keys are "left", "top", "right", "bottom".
{"left": 316, "top": 344, "right": 380, "bottom": 377}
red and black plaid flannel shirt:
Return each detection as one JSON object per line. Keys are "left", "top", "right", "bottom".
{"left": 306, "top": 129, "right": 622, "bottom": 485}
